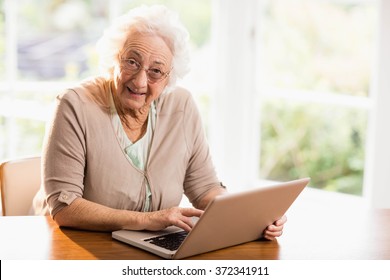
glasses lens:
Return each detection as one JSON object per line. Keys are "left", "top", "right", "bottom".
{"left": 121, "top": 59, "right": 169, "bottom": 83}
{"left": 147, "top": 70, "right": 164, "bottom": 81}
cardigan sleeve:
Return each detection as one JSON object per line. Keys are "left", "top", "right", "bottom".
{"left": 42, "top": 90, "right": 87, "bottom": 217}
{"left": 182, "top": 93, "right": 222, "bottom": 206}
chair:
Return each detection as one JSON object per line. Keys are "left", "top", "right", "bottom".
{"left": 0, "top": 156, "right": 41, "bottom": 216}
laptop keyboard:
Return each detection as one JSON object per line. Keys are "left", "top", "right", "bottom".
{"left": 144, "top": 231, "right": 188, "bottom": 251}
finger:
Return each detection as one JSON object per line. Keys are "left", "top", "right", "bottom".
{"left": 180, "top": 208, "right": 204, "bottom": 218}
{"left": 263, "top": 234, "right": 277, "bottom": 241}
{"left": 274, "top": 215, "right": 287, "bottom": 226}
{"left": 167, "top": 208, "right": 200, "bottom": 232}
{"left": 263, "top": 231, "right": 282, "bottom": 241}
{"left": 263, "top": 234, "right": 275, "bottom": 241}
{"left": 265, "top": 228, "right": 283, "bottom": 236}
{"left": 180, "top": 215, "right": 196, "bottom": 229}
{"left": 180, "top": 208, "right": 204, "bottom": 226}
{"left": 267, "top": 224, "right": 284, "bottom": 232}
{"left": 176, "top": 219, "right": 192, "bottom": 232}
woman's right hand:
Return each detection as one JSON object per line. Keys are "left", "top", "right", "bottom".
{"left": 141, "top": 207, "right": 204, "bottom": 232}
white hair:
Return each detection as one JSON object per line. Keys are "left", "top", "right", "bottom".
{"left": 96, "top": 5, "right": 190, "bottom": 90}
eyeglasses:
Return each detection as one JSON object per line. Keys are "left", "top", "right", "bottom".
{"left": 120, "top": 58, "right": 172, "bottom": 84}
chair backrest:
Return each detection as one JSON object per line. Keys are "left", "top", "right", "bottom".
{"left": 0, "top": 156, "right": 41, "bottom": 216}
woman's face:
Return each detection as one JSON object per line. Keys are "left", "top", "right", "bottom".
{"left": 113, "top": 32, "right": 173, "bottom": 112}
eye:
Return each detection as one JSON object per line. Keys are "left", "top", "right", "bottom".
{"left": 124, "top": 58, "right": 139, "bottom": 69}
{"left": 148, "top": 68, "right": 164, "bottom": 79}
{"left": 150, "top": 68, "right": 162, "bottom": 74}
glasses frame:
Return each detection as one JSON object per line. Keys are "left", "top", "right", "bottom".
{"left": 120, "top": 58, "right": 172, "bottom": 84}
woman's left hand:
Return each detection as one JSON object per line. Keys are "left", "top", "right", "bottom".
{"left": 263, "top": 215, "right": 287, "bottom": 241}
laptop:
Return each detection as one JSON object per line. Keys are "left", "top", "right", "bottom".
{"left": 112, "top": 177, "right": 310, "bottom": 259}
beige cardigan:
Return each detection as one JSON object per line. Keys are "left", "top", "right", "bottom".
{"left": 33, "top": 77, "right": 221, "bottom": 217}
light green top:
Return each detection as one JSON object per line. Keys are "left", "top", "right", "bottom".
{"left": 110, "top": 97, "right": 156, "bottom": 212}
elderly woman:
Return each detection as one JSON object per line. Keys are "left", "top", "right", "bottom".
{"left": 33, "top": 5, "right": 286, "bottom": 240}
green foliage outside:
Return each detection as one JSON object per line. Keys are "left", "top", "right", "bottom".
{"left": 260, "top": 99, "right": 367, "bottom": 195}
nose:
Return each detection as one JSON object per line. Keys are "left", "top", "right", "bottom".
{"left": 131, "top": 68, "right": 148, "bottom": 88}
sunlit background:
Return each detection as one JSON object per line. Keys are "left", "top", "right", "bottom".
{"left": 1, "top": 0, "right": 389, "bottom": 206}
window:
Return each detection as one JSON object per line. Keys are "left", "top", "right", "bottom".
{"left": 0, "top": 0, "right": 213, "bottom": 159}
{"left": 0, "top": 0, "right": 109, "bottom": 158}
{"left": 2, "top": 0, "right": 390, "bottom": 206}
{"left": 258, "top": 0, "right": 377, "bottom": 195}
{"left": 209, "top": 0, "right": 387, "bottom": 205}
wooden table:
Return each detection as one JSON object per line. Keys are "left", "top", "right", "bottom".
{"left": 1, "top": 188, "right": 389, "bottom": 260}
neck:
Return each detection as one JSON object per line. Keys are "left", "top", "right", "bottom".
{"left": 116, "top": 101, "right": 150, "bottom": 142}
{"left": 121, "top": 109, "right": 149, "bottom": 131}
{"left": 110, "top": 82, "right": 151, "bottom": 142}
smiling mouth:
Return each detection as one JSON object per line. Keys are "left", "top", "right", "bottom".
{"left": 127, "top": 87, "right": 145, "bottom": 96}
